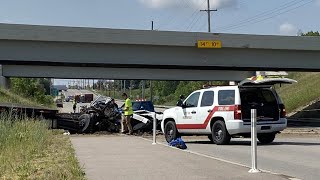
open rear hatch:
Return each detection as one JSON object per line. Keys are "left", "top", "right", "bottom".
{"left": 239, "top": 77, "right": 297, "bottom": 122}
{"left": 239, "top": 77, "right": 297, "bottom": 87}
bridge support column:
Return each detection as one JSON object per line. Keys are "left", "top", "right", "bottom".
{"left": 0, "top": 65, "right": 10, "bottom": 89}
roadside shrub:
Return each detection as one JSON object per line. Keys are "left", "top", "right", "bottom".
{"left": 0, "top": 113, "right": 85, "bottom": 179}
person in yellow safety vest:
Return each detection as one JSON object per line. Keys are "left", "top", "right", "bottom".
{"left": 121, "top": 93, "right": 133, "bottom": 135}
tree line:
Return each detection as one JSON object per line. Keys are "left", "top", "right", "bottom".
{"left": 10, "top": 78, "right": 53, "bottom": 106}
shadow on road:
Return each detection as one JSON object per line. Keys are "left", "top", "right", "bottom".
{"left": 273, "top": 141, "right": 320, "bottom": 146}
{"left": 186, "top": 140, "right": 320, "bottom": 146}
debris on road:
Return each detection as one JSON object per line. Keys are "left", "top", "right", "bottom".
{"left": 169, "top": 138, "right": 187, "bottom": 150}
{"left": 63, "top": 130, "right": 71, "bottom": 136}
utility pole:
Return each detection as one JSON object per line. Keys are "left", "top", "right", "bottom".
{"left": 151, "top": 21, "right": 154, "bottom": 31}
{"left": 200, "top": 0, "right": 217, "bottom": 32}
{"left": 142, "top": 80, "right": 145, "bottom": 100}
{"left": 129, "top": 80, "right": 132, "bottom": 98}
{"left": 124, "top": 80, "right": 126, "bottom": 93}
{"left": 150, "top": 20, "right": 154, "bottom": 102}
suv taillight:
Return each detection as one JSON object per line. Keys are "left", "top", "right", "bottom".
{"left": 279, "top": 104, "right": 286, "bottom": 118}
{"left": 234, "top": 105, "right": 242, "bottom": 120}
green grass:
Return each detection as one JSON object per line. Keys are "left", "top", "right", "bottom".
{"left": 0, "top": 88, "right": 55, "bottom": 109}
{"left": 276, "top": 72, "right": 320, "bottom": 113}
{"left": 0, "top": 114, "right": 85, "bottom": 179}
{"left": 0, "top": 88, "right": 39, "bottom": 106}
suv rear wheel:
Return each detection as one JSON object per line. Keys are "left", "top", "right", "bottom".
{"left": 211, "top": 120, "right": 231, "bottom": 145}
{"left": 258, "top": 133, "right": 276, "bottom": 144}
{"left": 164, "top": 121, "right": 180, "bottom": 143}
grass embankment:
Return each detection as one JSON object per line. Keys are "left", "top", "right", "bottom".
{"left": 0, "top": 114, "right": 85, "bottom": 179}
{"left": 0, "top": 88, "right": 39, "bottom": 106}
{"left": 0, "top": 88, "right": 55, "bottom": 109}
{"left": 276, "top": 72, "right": 320, "bottom": 113}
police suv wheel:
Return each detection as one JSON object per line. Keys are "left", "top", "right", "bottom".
{"left": 258, "top": 133, "right": 276, "bottom": 144}
{"left": 164, "top": 121, "right": 179, "bottom": 143}
{"left": 211, "top": 120, "right": 231, "bottom": 145}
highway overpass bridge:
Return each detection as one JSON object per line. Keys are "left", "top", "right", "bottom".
{"left": 1, "top": 23, "right": 320, "bottom": 87}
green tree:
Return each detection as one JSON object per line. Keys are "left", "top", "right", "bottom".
{"left": 10, "top": 78, "right": 53, "bottom": 106}
{"left": 38, "top": 78, "right": 51, "bottom": 95}
{"left": 301, "top": 31, "right": 320, "bottom": 36}
{"left": 153, "top": 81, "right": 179, "bottom": 97}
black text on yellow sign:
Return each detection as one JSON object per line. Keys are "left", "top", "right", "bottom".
{"left": 197, "top": 40, "right": 222, "bottom": 49}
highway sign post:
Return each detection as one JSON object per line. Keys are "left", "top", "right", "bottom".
{"left": 152, "top": 112, "right": 157, "bottom": 145}
{"left": 249, "top": 109, "right": 261, "bottom": 173}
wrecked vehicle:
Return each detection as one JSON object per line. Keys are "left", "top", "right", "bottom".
{"left": 56, "top": 96, "right": 121, "bottom": 133}
{"left": 129, "top": 100, "right": 163, "bottom": 132}
{"left": 56, "top": 96, "right": 163, "bottom": 134}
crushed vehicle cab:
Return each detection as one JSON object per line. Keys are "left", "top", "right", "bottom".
{"left": 161, "top": 77, "right": 296, "bottom": 145}
{"left": 56, "top": 96, "right": 121, "bottom": 133}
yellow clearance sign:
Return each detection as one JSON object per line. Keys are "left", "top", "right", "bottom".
{"left": 197, "top": 40, "right": 222, "bottom": 49}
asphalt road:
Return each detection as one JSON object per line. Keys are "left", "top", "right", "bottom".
{"left": 63, "top": 89, "right": 98, "bottom": 99}
{"left": 59, "top": 89, "right": 96, "bottom": 113}
{"left": 148, "top": 134, "right": 320, "bottom": 180}
{"left": 62, "top": 90, "right": 320, "bottom": 179}
{"left": 71, "top": 135, "right": 287, "bottom": 180}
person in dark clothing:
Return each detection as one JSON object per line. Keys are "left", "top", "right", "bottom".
{"left": 73, "top": 100, "right": 77, "bottom": 113}
{"left": 177, "top": 95, "right": 185, "bottom": 107}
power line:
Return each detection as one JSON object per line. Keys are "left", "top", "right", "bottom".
{"left": 187, "top": 13, "right": 204, "bottom": 31}
{"left": 215, "top": 0, "right": 313, "bottom": 32}
{"left": 181, "top": 0, "right": 192, "bottom": 8}
{"left": 216, "top": 0, "right": 305, "bottom": 30}
{"left": 186, "top": 11, "right": 202, "bottom": 30}
{"left": 195, "top": 8, "right": 216, "bottom": 32}
{"left": 177, "top": 0, "right": 207, "bottom": 31}
{"left": 200, "top": 0, "right": 217, "bottom": 32}
{"left": 157, "top": 0, "right": 187, "bottom": 30}
{"left": 219, "top": 0, "right": 314, "bottom": 32}
{"left": 196, "top": 0, "right": 247, "bottom": 31}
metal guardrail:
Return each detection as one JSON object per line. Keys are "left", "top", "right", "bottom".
{"left": 0, "top": 103, "right": 58, "bottom": 117}
{"left": 287, "top": 118, "right": 320, "bottom": 127}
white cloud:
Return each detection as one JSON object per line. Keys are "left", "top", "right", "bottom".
{"left": 279, "top": 23, "right": 297, "bottom": 35}
{"left": 0, "top": 19, "right": 13, "bottom": 23}
{"left": 138, "top": 0, "right": 238, "bottom": 9}
{"left": 138, "top": 0, "right": 174, "bottom": 9}
{"left": 192, "top": 0, "right": 237, "bottom": 9}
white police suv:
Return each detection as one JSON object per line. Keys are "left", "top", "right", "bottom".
{"left": 161, "top": 77, "right": 296, "bottom": 145}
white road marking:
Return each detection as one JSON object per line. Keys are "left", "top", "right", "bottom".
{"left": 138, "top": 136, "right": 299, "bottom": 180}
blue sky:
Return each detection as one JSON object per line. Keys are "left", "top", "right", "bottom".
{"left": 0, "top": 0, "right": 318, "bottom": 85}
{"left": 0, "top": 0, "right": 319, "bottom": 35}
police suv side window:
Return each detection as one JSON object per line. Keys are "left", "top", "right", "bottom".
{"left": 201, "top": 91, "right": 214, "bottom": 107}
{"left": 185, "top": 92, "right": 200, "bottom": 108}
{"left": 218, "top": 90, "right": 235, "bottom": 105}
